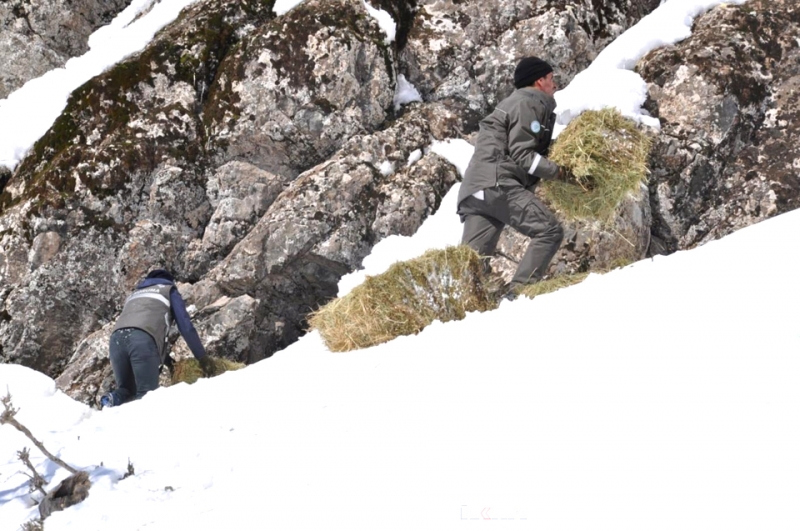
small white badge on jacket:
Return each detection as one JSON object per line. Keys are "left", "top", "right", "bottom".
{"left": 530, "top": 120, "right": 541, "bottom": 133}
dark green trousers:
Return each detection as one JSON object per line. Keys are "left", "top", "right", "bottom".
{"left": 458, "top": 177, "right": 563, "bottom": 287}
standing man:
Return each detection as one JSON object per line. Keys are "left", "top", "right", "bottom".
{"left": 101, "top": 269, "right": 212, "bottom": 407}
{"left": 457, "top": 56, "right": 576, "bottom": 297}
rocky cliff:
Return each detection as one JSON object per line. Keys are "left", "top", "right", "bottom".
{"left": 0, "top": 0, "right": 797, "bottom": 404}
{"left": 0, "top": 0, "right": 132, "bottom": 99}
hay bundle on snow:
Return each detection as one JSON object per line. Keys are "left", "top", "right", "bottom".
{"left": 545, "top": 107, "right": 652, "bottom": 222}
{"left": 309, "top": 246, "right": 496, "bottom": 352}
{"left": 171, "top": 356, "right": 245, "bottom": 385}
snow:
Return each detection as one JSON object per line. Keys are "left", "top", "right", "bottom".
{"left": 273, "top": 0, "right": 306, "bottom": 17}
{"left": 3, "top": 0, "right": 800, "bottom": 529}
{"left": 2, "top": 207, "right": 800, "bottom": 530}
{"left": 363, "top": 1, "right": 397, "bottom": 44}
{"left": 0, "top": 0, "right": 205, "bottom": 171}
{"left": 393, "top": 74, "right": 423, "bottom": 111}
{"left": 406, "top": 148, "right": 423, "bottom": 167}
{"left": 430, "top": 138, "right": 474, "bottom": 178}
{"left": 378, "top": 160, "right": 395, "bottom": 176}
{"left": 554, "top": 0, "right": 751, "bottom": 134}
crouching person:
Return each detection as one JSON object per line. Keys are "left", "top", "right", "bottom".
{"left": 101, "top": 269, "right": 212, "bottom": 408}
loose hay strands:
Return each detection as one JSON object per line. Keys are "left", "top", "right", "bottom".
{"left": 171, "top": 356, "right": 245, "bottom": 385}
{"left": 309, "top": 246, "right": 496, "bottom": 352}
{"left": 516, "top": 259, "right": 634, "bottom": 300}
{"left": 518, "top": 273, "right": 590, "bottom": 300}
{"left": 545, "top": 107, "right": 652, "bottom": 222}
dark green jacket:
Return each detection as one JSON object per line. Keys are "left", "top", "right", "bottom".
{"left": 458, "top": 87, "right": 558, "bottom": 204}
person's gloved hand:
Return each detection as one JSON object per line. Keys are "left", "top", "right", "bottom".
{"left": 198, "top": 355, "right": 215, "bottom": 378}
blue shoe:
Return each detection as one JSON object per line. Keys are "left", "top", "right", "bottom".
{"left": 100, "top": 393, "right": 116, "bottom": 408}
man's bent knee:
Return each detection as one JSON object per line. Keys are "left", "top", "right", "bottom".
{"left": 545, "top": 221, "right": 564, "bottom": 245}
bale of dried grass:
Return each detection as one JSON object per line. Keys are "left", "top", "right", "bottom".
{"left": 309, "top": 245, "right": 496, "bottom": 352}
{"left": 545, "top": 107, "right": 652, "bottom": 222}
{"left": 517, "top": 273, "right": 590, "bottom": 300}
{"left": 171, "top": 356, "right": 245, "bottom": 385}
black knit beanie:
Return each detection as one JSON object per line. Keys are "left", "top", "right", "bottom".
{"left": 513, "top": 56, "right": 553, "bottom": 89}
{"left": 146, "top": 269, "right": 175, "bottom": 282}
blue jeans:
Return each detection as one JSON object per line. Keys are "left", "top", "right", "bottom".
{"left": 109, "top": 328, "right": 161, "bottom": 404}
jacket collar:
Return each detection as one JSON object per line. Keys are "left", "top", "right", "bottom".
{"left": 517, "top": 86, "right": 556, "bottom": 110}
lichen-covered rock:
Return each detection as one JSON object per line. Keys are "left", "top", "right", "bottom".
{"left": 184, "top": 161, "right": 289, "bottom": 278}
{"left": 399, "top": 0, "right": 660, "bottom": 124}
{"left": 638, "top": 0, "right": 800, "bottom": 253}
{"left": 1, "top": 226, "right": 121, "bottom": 375}
{"left": 3, "top": 0, "right": 275, "bottom": 220}
{"left": 205, "top": 0, "right": 394, "bottom": 178}
{"left": 0, "top": 0, "right": 131, "bottom": 99}
{"left": 200, "top": 102, "right": 461, "bottom": 359}
{"left": 0, "top": 0, "right": 277, "bottom": 376}
{"left": 54, "top": 324, "right": 114, "bottom": 406}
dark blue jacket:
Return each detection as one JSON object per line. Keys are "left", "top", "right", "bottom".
{"left": 135, "top": 278, "right": 207, "bottom": 359}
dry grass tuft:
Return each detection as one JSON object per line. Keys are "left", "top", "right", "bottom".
{"left": 545, "top": 107, "right": 652, "bottom": 222}
{"left": 517, "top": 273, "right": 591, "bottom": 300}
{"left": 517, "top": 259, "right": 634, "bottom": 300}
{"left": 171, "top": 356, "right": 245, "bottom": 385}
{"left": 309, "top": 246, "right": 496, "bottom": 352}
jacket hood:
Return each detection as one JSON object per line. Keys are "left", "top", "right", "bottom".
{"left": 135, "top": 277, "right": 174, "bottom": 290}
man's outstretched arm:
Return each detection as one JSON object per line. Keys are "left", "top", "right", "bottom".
{"left": 170, "top": 289, "right": 207, "bottom": 359}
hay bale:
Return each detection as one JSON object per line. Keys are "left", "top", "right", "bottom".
{"left": 517, "top": 273, "right": 590, "bottom": 300}
{"left": 545, "top": 107, "right": 652, "bottom": 222}
{"left": 171, "top": 356, "right": 245, "bottom": 385}
{"left": 309, "top": 246, "right": 496, "bottom": 352}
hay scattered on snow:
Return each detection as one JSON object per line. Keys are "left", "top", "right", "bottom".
{"left": 171, "top": 356, "right": 245, "bottom": 385}
{"left": 518, "top": 273, "right": 590, "bottom": 300}
{"left": 309, "top": 245, "right": 496, "bottom": 352}
{"left": 516, "top": 258, "right": 634, "bottom": 300}
{"left": 545, "top": 107, "right": 652, "bottom": 222}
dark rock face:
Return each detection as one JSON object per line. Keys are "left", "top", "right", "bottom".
{"left": 39, "top": 471, "right": 91, "bottom": 519}
{"left": 0, "top": 0, "right": 132, "bottom": 99}
{"left": 639, "top": 0, "right": 800, "bottom": 253}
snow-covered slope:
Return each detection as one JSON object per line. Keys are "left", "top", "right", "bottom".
{"left": 1, "top": 0, "right": 798, "bottom": 528}
{"left": 2, "top": 206, "right": 798, "bottom": 531}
